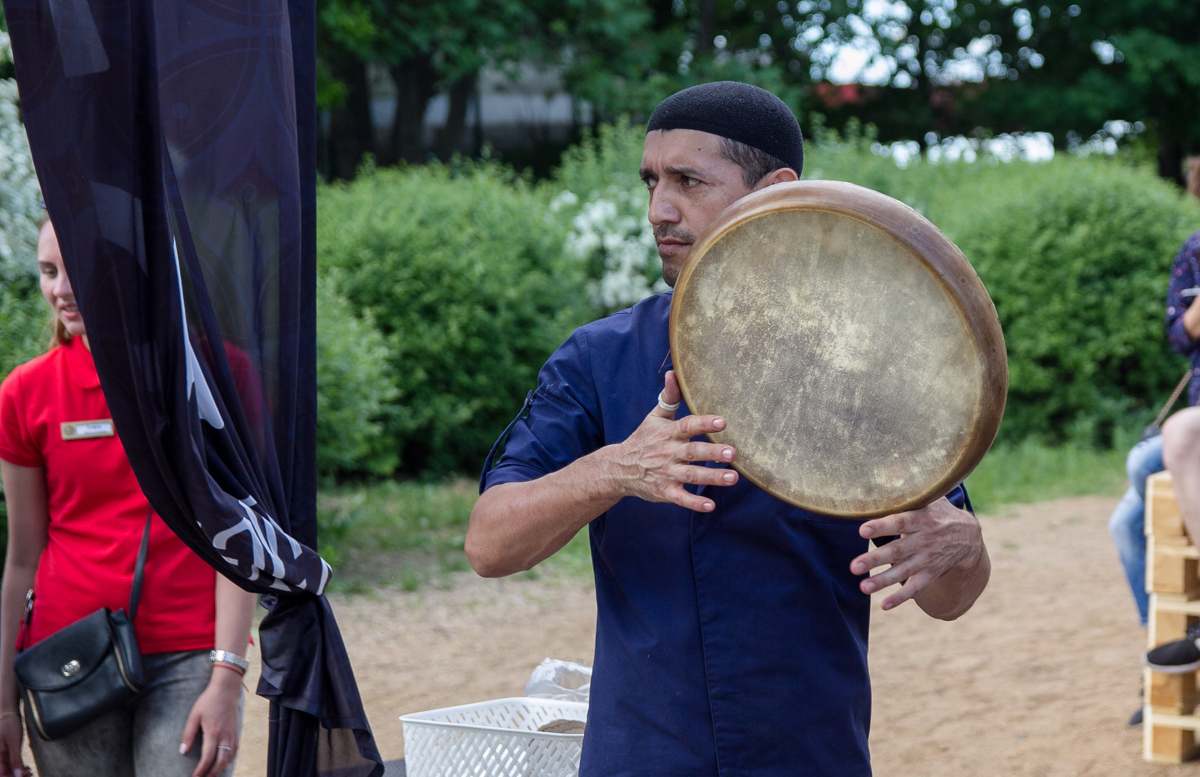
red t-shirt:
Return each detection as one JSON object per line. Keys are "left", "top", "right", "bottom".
{"left": 0, "top": 337, "right": 216, "bottom": 654}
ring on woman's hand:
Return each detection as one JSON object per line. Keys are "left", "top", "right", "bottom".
{"left": 657, "top": 391, "right": 681, "bottom": 412}
{"left": 217, "top": 745, "right": 233, "bottom": 751}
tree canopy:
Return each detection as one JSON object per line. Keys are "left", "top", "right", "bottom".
{"left": 10, "top": 0, "right": 1192, "bottom": 181}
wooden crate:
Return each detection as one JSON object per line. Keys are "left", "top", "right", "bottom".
{"left": 1147, "top": 537, "right": 1200, "bottom": 599}
{"left": 1145, "top": 715, "right": 1197, "bottom": 765}
{"left": 1145, "top": 472, "right": 1200, "bottom": 762}
{"left": 1148, "top": 471, "right": 1187, "bottom": 539}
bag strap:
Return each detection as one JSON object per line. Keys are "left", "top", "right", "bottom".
{"left": 18, "top": 589, "right": 33, "bottom": 652}
{"left": 1150, "top": 369, "right": 1194, "bottom": 433}
{"left": 17, "top": 508, "right": 152, "bottom": 651}
{"left": 127, "top": 508, "right": 153, "bottom": 622}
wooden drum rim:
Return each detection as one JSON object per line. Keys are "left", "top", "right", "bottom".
{"left": 669, "top": 180, "right": 1008, "bottom": 518}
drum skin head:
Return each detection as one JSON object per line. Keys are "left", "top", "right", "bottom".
{"left": 670, "top": 180, "right": 1007, "bottom": 519}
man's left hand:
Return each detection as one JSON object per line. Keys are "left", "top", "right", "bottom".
{"left": 849, "top": 497, "right": 988, "bottom": 618}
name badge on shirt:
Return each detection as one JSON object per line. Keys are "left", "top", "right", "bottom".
{"left": 61, "top": 419, "right": 114, "bottom": 440}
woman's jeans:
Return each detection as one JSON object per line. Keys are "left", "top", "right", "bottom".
{"left": 25, "top": 649, "right": 242, "bottom": 777}
{"left": 1109, "top": 434, "right": 1165, "bottom": 627}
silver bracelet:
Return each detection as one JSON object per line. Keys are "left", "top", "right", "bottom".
{"left": 209, "top": 649, "right": 250, "bottom": 673}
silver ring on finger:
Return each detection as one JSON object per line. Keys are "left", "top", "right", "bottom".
{"left": 657, "top": 391, "right": 680, "bottom": 412}
{"left": 217, "top": 745, "right": 233, "bottom": 752}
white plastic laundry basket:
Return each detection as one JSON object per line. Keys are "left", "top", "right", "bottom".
{"left": 400, "top": 697, "right": 588, "bottom": 777}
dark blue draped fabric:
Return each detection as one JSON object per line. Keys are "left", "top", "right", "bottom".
{"left": 2, "top": 0, "right": 382, "bottom": 773}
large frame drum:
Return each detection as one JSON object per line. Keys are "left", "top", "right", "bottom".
{"left": 670, "top": 180, "right": 1007, "bottom": 518}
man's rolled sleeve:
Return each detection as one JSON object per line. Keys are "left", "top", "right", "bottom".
{"left": 482, "top": 331, "right": 605, "bottom": 491}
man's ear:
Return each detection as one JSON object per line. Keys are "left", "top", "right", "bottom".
{"left": 754, "top": 167, "right": 800, "bottom": 191}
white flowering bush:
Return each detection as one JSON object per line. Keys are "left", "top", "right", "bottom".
{"left": 0, "top": 30, "right": 47, "bottom": 382}
{"left": 550, "top": 120, "right": 669, "bottom": 315}
{"left": 0, "top": 29, "right": 45, "bottom": 552}
{"left": 554, "top": 185, "right": 668, "bottom": 314}
{"left": 0, "top": 31, "right": 41, "bottom": 284}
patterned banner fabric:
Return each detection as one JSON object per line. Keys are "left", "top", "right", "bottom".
{"left": 2, "top": 0, "right": 382, "bottom": 772}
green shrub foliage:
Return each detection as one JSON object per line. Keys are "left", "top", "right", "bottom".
{"left": 317, "top": 163, "right": 590, "bottom": 475}
{"left": 552, "top": 119, "right": 646, "bottom": 202}
{"left": 0, "top": 30, "right": 43, "bottom": 562}
{"left": 930, "top": 158, "right": 1199, "bottom": 445}
{"left": 315, "top": 271, "right": 399, "bottom": 480}
{"left": 0, "top": 279, "right": 44, "bottom": 562}
{"left": 550, "top": 123, "right": 667, "bottom": 315}
{"left": 0, "top": 277, "right": 47, "bottom": 383}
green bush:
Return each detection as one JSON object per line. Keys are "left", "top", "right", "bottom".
{"left": 315, "top": 271, "right": 398, "bottom": 480}
{"left": 552, "top": 119, "right": 647, "bottom": 202}
{"left": 801, "top": 120, "right": 988, "bottom": 213}
{"left": 1, "top": 29, "right": 44, "bottom": 562}
{"left": 0, "top": 279, "right": 47, "bottom": 566}
{"left": 929, "top": 157, "right": 1199, "bottom": 445}
{"left": 317, "top": 162, "right": 590, "bottom": 475}
{"left": 0, "top": 277, "right": 47, "bottom": 382}
{"left": 306, "top": 124, "right": 1199, "bottom": 478}
{"left": 549, "top": 121, "right": 667, "bottom": 315}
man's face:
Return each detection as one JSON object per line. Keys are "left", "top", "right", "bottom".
{"left": 640, "top": 129, "right": 757, "bottom": 287}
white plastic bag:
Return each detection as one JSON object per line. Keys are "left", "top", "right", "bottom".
{"left": 525, "top": 658, "right": 592, "bottom": 703}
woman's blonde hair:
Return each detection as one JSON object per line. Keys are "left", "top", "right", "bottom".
{"left": 36, "top": 214, "right": 74, "bottom": 350}
{"left": 49, "top": 313, "right": 74, "bottom": 350}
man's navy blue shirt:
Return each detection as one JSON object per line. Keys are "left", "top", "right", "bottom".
{"left": 482, "top": 291, "right": 968, "bottom": 776}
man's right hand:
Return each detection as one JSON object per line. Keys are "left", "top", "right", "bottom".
{"left": 466, "top": 369, "right": 741, "bottom": 577}
{"left": 608, "top": 370, "right": 739, "bottom": 511}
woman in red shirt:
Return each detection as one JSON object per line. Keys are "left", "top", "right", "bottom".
{"left": 0, "top": 219, "right": 257, "bottom": 777}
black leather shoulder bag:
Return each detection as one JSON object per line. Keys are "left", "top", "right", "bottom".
{"left": 14, "top": 510, "right": 152, "bottom": 740}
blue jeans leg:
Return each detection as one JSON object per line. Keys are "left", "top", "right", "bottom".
{"left": 27, "top": 650, "right": 243, "bottom": 777}
{"left": 1108, "top": 435, "right": 1165, "bottom": 627}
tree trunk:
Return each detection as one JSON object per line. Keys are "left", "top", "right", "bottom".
{"left": 327, "top": 57, "right": 373, "bottom": 180}
{"left": 1158, "top": 131, "right": 1185, "bottom": 187}
{"left": 388, "top": 54, "right": 437, "bottom": 165}
{"left": 435, "top": 70, "right": 479, "bottom": 161}
{"left": 697, "top": 0, "right": 716, "bottom": 55}
{"left": 473, "top": 89, "right": 484, "bottom": 157}
{"left": 650, "top": 0, "right": 676, "bottom": 31}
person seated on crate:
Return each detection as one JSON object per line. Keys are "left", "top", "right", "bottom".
{"left": 1145, "top": 157, "right": 1200, "bottom": 676}
{"left": 1109, "top": 432, "right": 1168, "bottom": 642}
{"left": 465, "top": 82, "right": 991, "bottom": 777}
{"left": 1108, "top": 429, "right": 1174, "bottom": 728}
{"left": 1110, "top": 268, "right": 1197, "bottom": 646}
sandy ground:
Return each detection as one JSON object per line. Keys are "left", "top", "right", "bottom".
{"left": 225, "top": 495, "right": 1200, "bottom": 776}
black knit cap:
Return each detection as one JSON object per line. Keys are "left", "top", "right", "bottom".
{"left": 646, "top": 81, "right": 803, "bottom": 175}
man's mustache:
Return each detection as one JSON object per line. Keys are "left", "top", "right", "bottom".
{"left": 655, "top": 225, "right": 696, "bottom": 244}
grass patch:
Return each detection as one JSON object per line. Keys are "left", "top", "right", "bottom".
{"left": 317, "top": 477, "right": 592, "bottom": 592}
{"left": 317, "top": 479, "right": 476, "bottom": 593}
{"left": 964, "top": 439, "right": 1127, "bottom": 515}
{"left": 319, "top": 440, "right": 1132, "bottom": 590}
{"left": 544, "top": 529, "right": 593, "bottom": 577}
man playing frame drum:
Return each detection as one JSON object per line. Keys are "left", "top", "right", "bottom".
{"left": 466, "top": 82, "right": 993, "bottom": 776}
